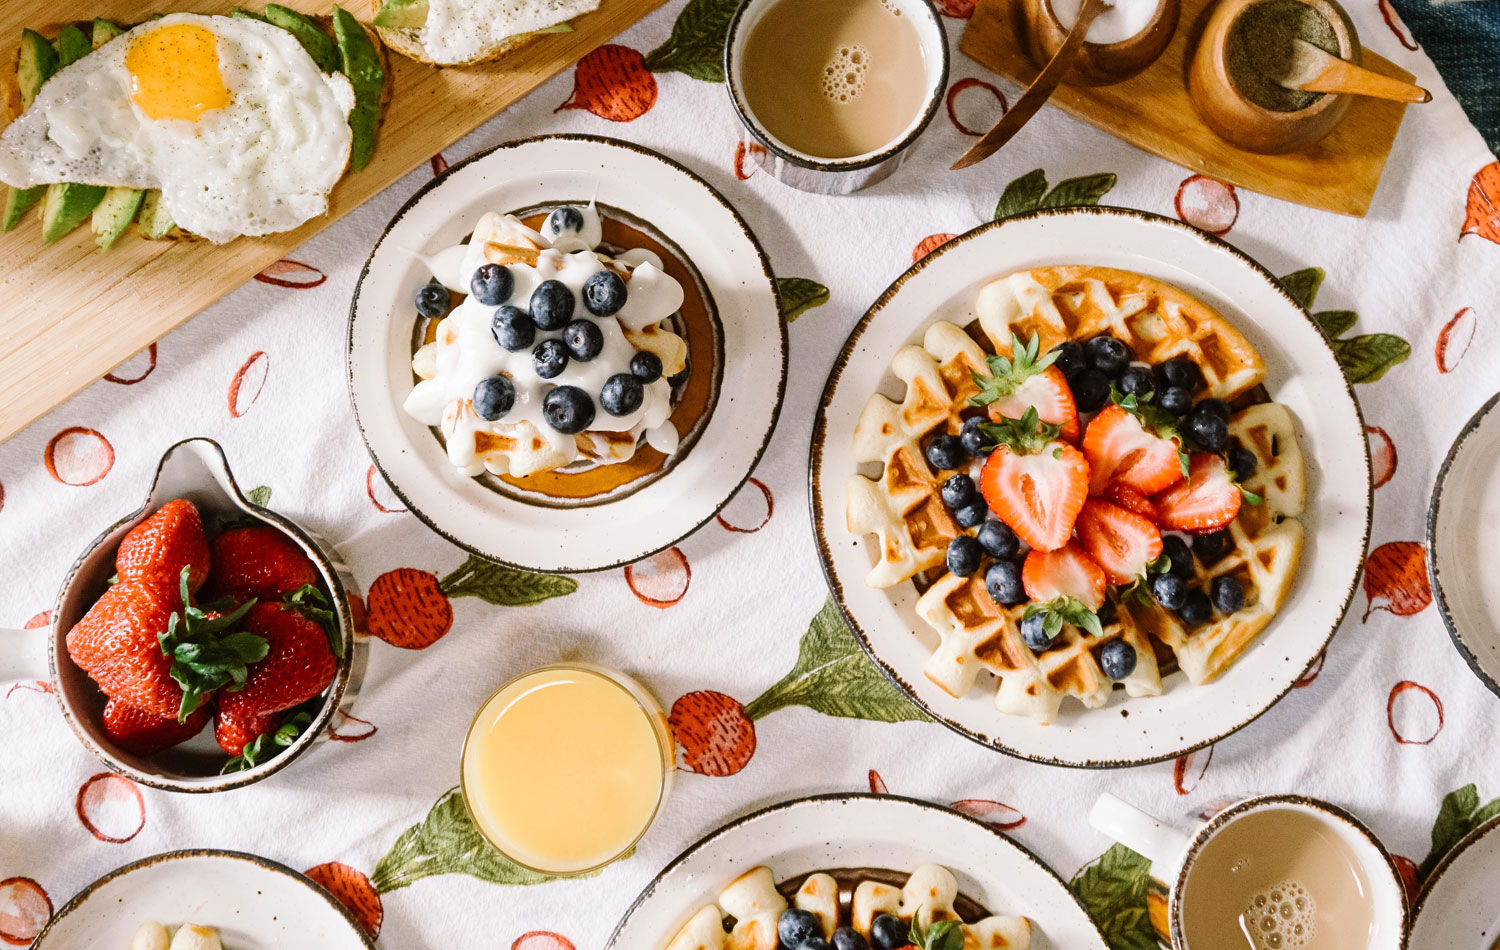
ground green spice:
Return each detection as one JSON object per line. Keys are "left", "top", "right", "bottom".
{"left": 1225, "top": 0, "right": 1340, "bottom": 112}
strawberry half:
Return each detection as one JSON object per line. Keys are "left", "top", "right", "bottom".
{"left": 977, "top": 407, "right": 1091, "bottom": 552}
{"left": 1074, "top": 499, "right": 1164, "bottom": 585}
{"left": 115, "top": 499, "right": 211, "bottom": 594}
{"left": 1082, "top": 403, "right": 1186, "bottom": 496}
{"left": 1022, "top": 545, "right": 1107, "bottom": 611}
{"left": 970, "top": 332, "right": 1080, "bottom": 443}
{"left": 1155, "top": 453, "right": 1243, "bottom": 532}
{"left": 1102, "top": 480, "right": 1160, "bottom": 524}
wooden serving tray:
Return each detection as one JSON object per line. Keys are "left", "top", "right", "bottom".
{"left": 959, "top": 0, "right": 1415, "bottom": 218}
{"left": 0, "top": 0, "right": 666, "bottom": 445}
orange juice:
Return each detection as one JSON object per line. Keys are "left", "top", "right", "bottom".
{"left": 460, "top": 665, "right": 672, "bottom": 874}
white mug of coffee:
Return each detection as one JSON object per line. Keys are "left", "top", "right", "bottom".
{"left": 1089, "top": 793, "right": 1409, "bottom": 949}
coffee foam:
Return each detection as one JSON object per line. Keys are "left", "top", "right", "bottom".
{"left": 820, "top": 44, "right": 871, "bottom": 103}
{"left": 1240, "top": 880, "right": 1316, "bottom": 950}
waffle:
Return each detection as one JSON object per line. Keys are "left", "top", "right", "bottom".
{"left": 845, "top": 266, "right": 1304, "bottom": 724}
{"left": 665, "top": 864, "right": 1029, "bottom": 950}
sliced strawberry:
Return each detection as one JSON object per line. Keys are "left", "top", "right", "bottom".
{"left": 1074, "top": 499, "right": 1164, "bottom": 585}
{"left": 1082, "top": 404, "right": 1185, "bottom": 496}
{"left": 977, "top": 409, "right": 1090, "bottom": 552}
{"left": 970, "top": 333, "right": 1080, "bottom": 442}
{"left": 1022, "top": 545, "right": 1107, "bottom": 611}
{"left": 1155, "top": 453, "right": 1242, "bottom": 532}
{"left": 1102, "top": 480, "right": 1160, "bottom": 524}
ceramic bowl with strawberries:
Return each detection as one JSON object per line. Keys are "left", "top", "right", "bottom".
{"left": 0, "top": 438, "right": 363, "bottom": 792}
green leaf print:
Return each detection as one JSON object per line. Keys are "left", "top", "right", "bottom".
{"left": 1278, "top": 266, "right": 1324, "bottom": 310}
{"left": 246, "top": 485, "right": 272, "bottom": 507}
{"left": 1071, "top": 844, "right": 1158, "bottom": 950}
{"left": 1311, "top": 309, "right": 1356, "bottom": 338}
{"left": 372, "top": 787, "right": 572, "bottom": 892}
{"left": 1419, "top": 783, "right": 1500, "bottom": 879}
{"left": 438, "top": 555, "right": 577, "bottom": 606}
{"left": 742, "top": 597, "right": 927, "bottom": 723}
{"left": 994, "top": 169, "right": 1117, "bottom": 220}
{"left": 994, "top": 169, "right": 1049, "bottom": 220}
{"left": 779, "top": 277, "right": 831, "bottom": 323}
{"left": 1277, "top": 268, "right": 1410, "bottom": 384}
{"left": 643, "top": 0, "right": 737, "bottom": 82}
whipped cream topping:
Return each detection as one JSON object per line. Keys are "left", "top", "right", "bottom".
{"left": 403, "top": 204, "right": 686, "bottom": 479}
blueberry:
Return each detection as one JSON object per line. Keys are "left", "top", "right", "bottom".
{"left": 1099, "top": 639, "right": 1137, "bottom": 680}
{"left": 1185, "top": 405, "right": 1229, "bottom": 452}
{"left": 470, "top": 263, "right": 513, "bottom": 306}
{"left": 1228, "top": 444, "right": 1258, "bottom": 481}
{"left": 777, "top": 910, "right": 822, "bottom": 950}
{"left": 532, "top": 339, "right": 569, "bottom": 379}
{"left": 870, "top": 914, "right": 907, "bottom": 950}
{"left": 925, "top": 433, "right": 967, "bottom": 471}
{"left": 582, "top": 270, "right": 628, "bottom": 316}
{"left": 542, "top": 385, "right": 595, "bottom": 434}
{"left": 985, "top": 560, "right": 1025, "bottom": 605}
{"left": 414, "top": 281, "right": 450, "bottom": 318}
{"left": 630, "top": 350, "right": 663, "bottom": 383}
{"left": 1195, "top": 398, "right": 1231, "bottom": 422}
{"left": 1211, "top": 575, "right": 1245, "bottom": 613}
{"left": 1161, "top": 535, "right": 1194, "bottom": 579}
{"left": 800, "top": 940, "right": 832, "bottom": 950}
{"left": 491, "top": 306, "right": 534, "bottom": 351}
{"left": 471, "top": 375, "right": 514, "bottom": 421}
{"left": 1156, "top": 386, "right": 1193, "bottom": 416}
{"left": 977, "top": 520, "right": 1019, "bottom": 559}
{"left": 1156, "top": 357, "right": 1201, "bottom": 391}
{"left": 955, "top": 500, "right": 988, "bottom": 529}
{"left": 1177, "top": 589, "right": 1212, "bottom": 626}
{"left": 1020, "top": 613, "right": 1057, "bottom": 651}
{"left": 1049, "top": 340, "right": 1087, "bottom": 381}
{"left": 946, "top": 536, "right": 983, "bottom": 577}
{"left": 1151, "top": 573, "right": 1188, "bottom": 610}
{"left": 960, "top": 416, "right": 992, "bottom": 457}
{"left": 547, "top": 205, "right": 585, "bottom": 235}
{"left": 563, "top": 319, "right": 604, "bottom": 361}
{"left": 1117, "top": 365, "right": 1155, "bottom": 399}
{"left": 600, "top": 373, "right": 645, "bottom": 416}
{"left": 941, "top": 473, "right": 979, "bottom": 509}
{"left": 668, "top": 358, "right": 691, "bottom": 388}
{"left": 1085, "top": 335, "right": 1130, "bottom": 376}
{"left": 1072, "top": 368, "right": 1111, "bottom": 413}
{"left": 831, "top": 927, "right": 870, "bottom": 950}
{"left": 1193, "top": 529, "right": 1231, "bottom": 563}
{"left": 529, "top": 279, "right": 575, "bottom": 330}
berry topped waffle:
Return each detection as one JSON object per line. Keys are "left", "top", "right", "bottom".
{"left": 845, "top": 266, "right": 1306, "bottom": 725}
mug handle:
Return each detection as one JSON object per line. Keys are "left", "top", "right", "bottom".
{"left": 1089, "top": 793, "right": 1193, "bottom": 875}
{"left": 0, "top": 626, "right": 50, "bottom": 685}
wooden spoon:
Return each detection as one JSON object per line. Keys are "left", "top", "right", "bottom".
{"left": 1271, "top": 38, "right": 1431, "bottom": 103}
{"left": 952, "top": 0, "right": 1111, "bottom": 170}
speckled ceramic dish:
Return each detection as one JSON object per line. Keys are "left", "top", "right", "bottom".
{"left": 605, "top": 793, "right": 1107, "bottom": 949}
{"left": 31, "top": 850, "right": 374, "bottom": 949}
{"left": 1409, "top": 812, "right": 1500, "bottom": 946}
{"left": 1427, "top": 390, "right": 1500, "bottom": 699}
{"left": 810, "top": 207, "right": 1372, "bottom": 767}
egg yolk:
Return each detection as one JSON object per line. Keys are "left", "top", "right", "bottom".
{"left": 126, "top": 24, "right": 230, "bottom": 122}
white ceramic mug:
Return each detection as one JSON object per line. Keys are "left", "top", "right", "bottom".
{"left": 1089, "top": 793, "right": 1409, "bottom": 949}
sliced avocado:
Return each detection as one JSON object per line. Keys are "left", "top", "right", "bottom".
{"left": 41, "top": 182, "right": 107, "bottom": 243}
{"left": 332, "top": 7, "right": 383, "bottom": 174}
{"left": 137, "top": 189, "right": 176, "bottom": 239}
{"left": 55, "top": 24, "right": 91, "bottom": 67}
{"left": 91, "top": 18, "right": 126, "bottom": 50}
{"left": 231, "top": 8, "right": 269, "bottom": 21}
{"left": 373, "top": 0, "right": 427, "bottom": 30}
{"left": 92, "top": 186, "right": 145, "bottom": 251}
{"left": 2, "top": 187, "right": 44, "bottom": 231}
{"left": 264, "top": 5, "right": 340, "bottom": 73}
{"left": 17, "top": 29, "right": 59, "bottom": 110}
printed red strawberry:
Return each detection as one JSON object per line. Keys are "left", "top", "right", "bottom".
{"left": 1155, "top": 453, "right": 1242, "bottom": 532}
{"left": 215, "top": 602, "right": 337, "bottom": 760}
{"left": 204, "top": 526, "right": 320, "bottom": 601}
{"left": 102, "top": 697, "right": 211, "bottom": 756}
{"left": 1102, "top": 480, "right": 1160, "bottom": 524}
{"left": 1074, "top": 499, "right": 1164, "bottom": 585}
{"left": 969, "top": 332, "right": 1080, "bottom": 442}
{"left": 977, "top": 407, "right": 1091, "bottom": 552}
{"left": 1082, "top": 401, "right": 1187, "bottom": 496}
{"left": 115, "top": 499, "right": 211, "bottom": 594}
{"left": 1022, "top": 545, "right": 1107, "bottom": 611}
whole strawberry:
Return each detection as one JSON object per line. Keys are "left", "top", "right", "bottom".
{"left": 115, "top": 499, "right": 211, "bottom": 594}
{"left": 102, "top": 697, "right": 211, "bottom": 756}
{"left": 215, "top": 704, "right": 276, "bottom": 757}
{"left": 203, "top": 526, "right": 320, "bottom": 601}
{"left": 216, "top": 602, "right": 337, "bottom": 753}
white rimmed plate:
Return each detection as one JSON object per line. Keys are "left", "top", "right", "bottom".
{"left": 31, "top": 850, "right": 373, "bottom": 949}
{"left": 1410, "top": 813, "right": 1500, "bottom": 945}
{"left": 1427, "top": 390, "right": 1500, "bottom": 699}
{"left": 348, "top": 134, "right": 786, "bottom": 573}
{"left": 605, "top": 793, "right": 1107, "bottom": 948}
{"left": 810, "top": 207, "right": 1371, "bottom": 767}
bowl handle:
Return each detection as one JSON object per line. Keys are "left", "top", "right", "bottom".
{"left": 0, "top": 626, "right": 50, "bottom": 684}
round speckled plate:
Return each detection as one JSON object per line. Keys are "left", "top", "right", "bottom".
{"left": 1410, "top": 813, "right": 1500, "bottom": 945}
{"left": 31, "top": 850, "right": 373, "bottom": 949}
{"left": 810, "top": 208, "right": 1371, "bottom": 768}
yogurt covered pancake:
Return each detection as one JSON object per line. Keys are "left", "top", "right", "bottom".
{"left": 372, "top": 0, "right": 598, "bottom": 65}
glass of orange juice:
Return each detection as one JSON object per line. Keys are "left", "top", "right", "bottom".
{"left": 460, "top": 664, "right": 674, "bottom": 875}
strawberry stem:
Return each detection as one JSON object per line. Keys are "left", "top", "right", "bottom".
{"left": 159, "top": 566, "right": 266, "bottom": 721}
{"left": 283, "top": 583, "right": 341, "bottom": 655}
{"left": 976, "top": 406, "right": 1061, "bottom": 456}
{"left": 968, "top": 332, "right": 1057, "bottom": 408}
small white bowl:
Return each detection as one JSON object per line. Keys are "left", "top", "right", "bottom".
{"left": 1410, "top": 812, "right": 1500, "bottom": 945}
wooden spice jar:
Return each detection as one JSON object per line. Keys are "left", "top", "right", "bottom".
{"left": 1020, "top": 0, "right": 1180, "bottom": 85}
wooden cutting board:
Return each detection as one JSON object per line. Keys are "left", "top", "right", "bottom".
{"left": 960, "top": 0, "right": 1415, "bottom": 218}
{"left": 0, "top": 0, "right": 667, "bottom": 445}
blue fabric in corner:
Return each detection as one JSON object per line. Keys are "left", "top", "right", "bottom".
{"left": 1388, "top": 0, "right": 1500, "bottom": 156}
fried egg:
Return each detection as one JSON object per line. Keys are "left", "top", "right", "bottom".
{"left": 0, "top": 14, "right": 355, "bottom": 243}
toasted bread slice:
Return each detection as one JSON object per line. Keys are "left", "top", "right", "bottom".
{"left": 370, "top": 0, "right": 571, "bottom": 66}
